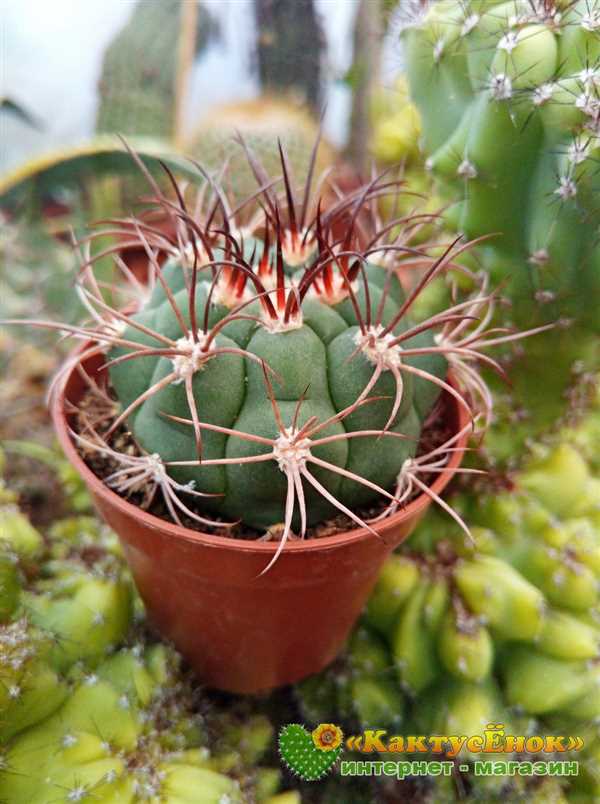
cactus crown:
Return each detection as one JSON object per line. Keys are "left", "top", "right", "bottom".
{"left": 2, "top": 139, "right": 549, "bottom": 568}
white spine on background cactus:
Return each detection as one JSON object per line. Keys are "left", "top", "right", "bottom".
{"left": 401, "top": 0, "right": 600, "bottom": 328}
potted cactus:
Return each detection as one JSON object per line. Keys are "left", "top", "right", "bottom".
{"left": 2, "top": 141, "right": 545, "bottom": 693}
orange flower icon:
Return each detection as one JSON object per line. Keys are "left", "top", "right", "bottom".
{"left": 312, "top": 723, "right": 343, "bottom": 752}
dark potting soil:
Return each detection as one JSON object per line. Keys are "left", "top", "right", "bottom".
{"left": 74, "top": 383, "right": 457, "bottom": 541}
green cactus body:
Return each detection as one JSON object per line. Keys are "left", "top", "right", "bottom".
{"left": 296, "top": 625, "right": 406, "bottom": 731}
{"left": 0, "top": 505, "right": 44, "bottom": 562}
{"left": 95, "top": 0, "right": 181, "bottom": 139}
{"left": 109, "top": 256, "right": 445, "bottom": 531}
{"left": 417, "top": 677, "right": 510, "bottom": 760}
{"left": 0, "top": 466, "right": 291, "bottom": 803}
{"left": 402, "top": 0, "right": 600, "bottom": 328}
{"left": 364, "top": 554, "right": 420, "bottom": 634}
{"left": 22, "top": 558, "right": 133, "bottom": 672}
{"left": 503, "top": 645, "right": 600, "bottom": 715}
{"left": 0, "top": 507, "right": 138, "bottom": 744}
{"left": 187, "top": 98, "right": 336, "bottom": 203}
{"left": 6, "top": 136, "right": 542, "bottom": 565}
{"left": 0, "top": 552, "right": 20, "bottom": 623}
{"left": 312, "top": 435, "right": 598, "bottom": 721}
{"left": 0, "top": 646, "right": 244, "bottom": 804}
{"left": 0, "top": 619, "right": 69, "bottom": 742}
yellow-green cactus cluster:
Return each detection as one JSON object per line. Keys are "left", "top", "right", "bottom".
{"left": 297, "top": 432, "right": 600, "bottom": 800}
{"left": 1, "top": 440, "right": 92, "bottom": 512}
{"left": 0, "top": 456, "right": 298, "bottom": 803}
{"left": 0, "top": 638, "right": 293, "bottom": 803}
{"left": 0, "top": 644, "right": 247, "bottom": 803}
{"left": 0, "top": 500, "right": 134, "bottom": 753}
{"left": 371, "top": 77, "right": 422, "bottom": 166}
{"left": 556, "top": 374, "right": 600, "bottom": 474}
{"left": 296, "top": 625, "right": 405, "bottom": 732}
{"left": 374, "top": 442, "right": 600, "bottom": 714}
{"left": 370, "top": 77, "right": 445, "bottom": 245}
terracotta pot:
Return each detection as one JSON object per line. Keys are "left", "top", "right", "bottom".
{"left": 52, "top": 348, "right": 469, "bottom": 694}
{"left": 117, "top": 243, "right": 169, "bottom": 285}
{"left": 116, "top": 210, "right": 175, "bottom": 284}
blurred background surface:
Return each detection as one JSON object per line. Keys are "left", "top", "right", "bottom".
{"left": 2, "top": 0, "right": 406, "bottom": 172}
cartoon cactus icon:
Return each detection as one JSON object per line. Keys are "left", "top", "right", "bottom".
{"left": 401, "top": 0, "right": 600, "bottom": 328}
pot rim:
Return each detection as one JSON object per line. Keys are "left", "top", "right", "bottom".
{"left": 51, "top": 345, "right": 470, "bottom": 555}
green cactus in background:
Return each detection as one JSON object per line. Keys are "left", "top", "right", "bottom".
{"left": 0, "top": 452, "right": 298, "bottom": 802}
{"left": 0, "top": 552, "right": 20, "bottom": 622}
{"left": 0, "top": 515, "right": 134, "bottom": 743}
{"left": 296, "top": 425, "right": 600, "bottom": 800}
{"left": 0, "top": 504, "right": 44, "bottom": 563}
{"left": 371, "top": 77, "right": 422, "bottom": 166}
{"left": 296, "top": 624, "right": 406, "bottom": 731}
{"left": 0, "top": 644, "right": 245, "bottom": 803}
{"left": 401, "top": 0, "right": 600, "bottom": 330}
{"left": 1, "top": 440, "right": 92, "bottom": 512}
{"left": 0, "top": 618, "right": 70, "bottom": 743}
{"left": 369, "top": 76, "right": 448, "bottom": 247}
{"left": 22, "top": 548, "right": 133, "bottom": 673}
{"left": 0, "top": 464, "right": 135, "bottom": 742}
{"left": 374, "top": 440, "right": 600, "bottom": 697}
{"left": 95, "top": 0, "right": 182, "bottom": 139}
{"left": 555, "top": 369, "right": 600, "bottom": 471}
{"left": 187, "top": 97, "right": 336, "bottom": 201}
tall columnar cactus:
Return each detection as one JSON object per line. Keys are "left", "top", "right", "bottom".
{"left": 95, "top": 0, "right": 182, "bottom": 139}
{"left": 401, "top": 0, "right": 600, "bottom": 329}
{"left": 4, "top": 141, "right": 548, "bottom": 569}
